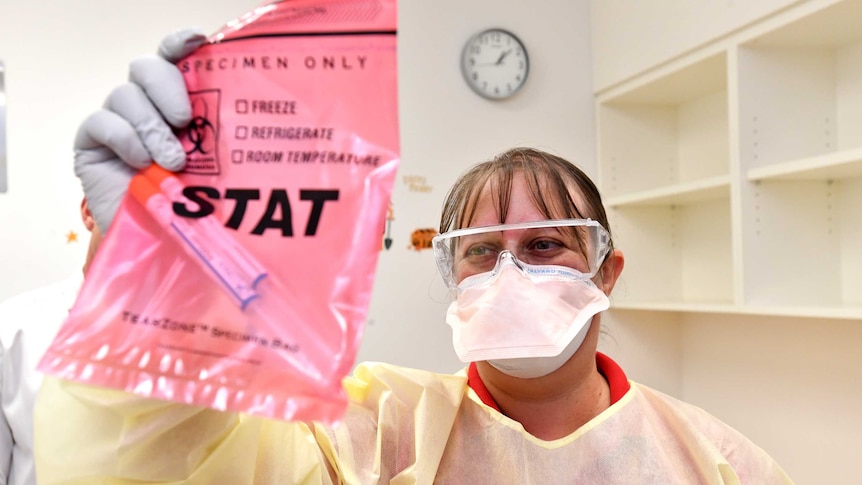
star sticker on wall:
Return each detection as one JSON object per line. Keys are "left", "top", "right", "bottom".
{"left": 66, "top": 230, "right": 78, "bottom": 243}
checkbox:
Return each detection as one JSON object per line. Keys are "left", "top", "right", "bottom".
{"left": 231, "top": 150, "right": 243, "bottom": 164}
{"left": 235, "top": 126, "right": 248, "bottom": 139}
{"left": 235, "top": 100, "right": 248, "bottom": 113}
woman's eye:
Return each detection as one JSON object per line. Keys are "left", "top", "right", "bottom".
{"left": 466, "top": 245, "right": 494, "bottom": 257}
{"left": 531, "top": 239, "right": 561, "bottom": 251}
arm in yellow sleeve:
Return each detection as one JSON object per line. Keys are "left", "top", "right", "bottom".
{"left": 34, "top": 376, "right": 337, "bottom": 485}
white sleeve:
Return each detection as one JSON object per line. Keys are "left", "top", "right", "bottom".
{"left": 0, "top": 342, "right": 13, "bottom": 484}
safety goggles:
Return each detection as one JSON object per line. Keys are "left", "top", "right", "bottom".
{"left": 432, "top": 219, "right": 611, "bottom": 289}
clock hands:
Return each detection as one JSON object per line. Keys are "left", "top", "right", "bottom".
{"left": 495, "top": 49, "right": 512, "bottom": 65}
{"left": 475, "top": 49, "right": 514, "bottom": 66}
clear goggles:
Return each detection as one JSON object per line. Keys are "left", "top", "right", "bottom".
{"left": 432, "top": 219, "right": 611, "bottom": 289}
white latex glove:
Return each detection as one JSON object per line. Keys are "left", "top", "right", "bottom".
{"left": 74, "top": 27, "right": 208, "bottom": 232}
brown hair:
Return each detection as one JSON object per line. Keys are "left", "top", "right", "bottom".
{"left": 439, "top": 147, "right": 614, "bottom": 264}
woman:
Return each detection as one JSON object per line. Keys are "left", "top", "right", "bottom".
{"left": 35, "top": 29, "right": 793, "bottom": 484}
{"left": 35, "top": 147, "right": 792, "bottom": 484}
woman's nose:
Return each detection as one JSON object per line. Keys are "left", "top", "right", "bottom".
{"left": 494, "top": 250, "right": 528, "bottom": 271}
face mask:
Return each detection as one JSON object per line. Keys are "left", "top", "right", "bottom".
{"left": 445, "top": 251, "right": 609, "bottom": 378}
{"left": 487, "top": 317, "right": 592, "bottom": 379}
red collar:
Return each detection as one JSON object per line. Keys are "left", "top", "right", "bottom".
{"left": 466, "top": 352, "right": 631, "bottom": 412}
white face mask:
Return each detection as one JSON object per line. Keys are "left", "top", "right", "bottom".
{"left": 445, "top": 251, "right": 609, "bottom": 379}
{"left": 486, "top": 317, "right": 593, "bottom": 379}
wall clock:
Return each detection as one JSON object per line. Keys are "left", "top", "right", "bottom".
{"left": 460, "top": 28, "right": 530, "bottom": 100}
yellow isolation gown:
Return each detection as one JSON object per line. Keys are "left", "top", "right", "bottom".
{"left": 34, "top": 355, "right": 793, "bottom": 484}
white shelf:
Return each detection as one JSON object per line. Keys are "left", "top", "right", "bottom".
{"left": 611, "top": 301, "right": 862, "bottom": 320}
{"left": 605, "top": 175, "right": 730, "bottom": 208}
{"left": 607, "top": 52, "right": 727, "bottom": 106}
{"left": 598, "top": 0, "right": 862, "bottom": 318}
{"left": 740, "top": 176, "right": 862, "bottom": 308}
{"left": 610, "top": 195, "right": 734, "bottom": 307}
{"left": 747, "top": 146, "right": 862, "bottom": 181}
{"left": 736, "top": 0, "right": 862, "bottom": 312}
{"left": 738, "top": 0, "right": 862, "bottom": 171}
{"left": 598, "top": 53, "right": 729, "bottom": 198}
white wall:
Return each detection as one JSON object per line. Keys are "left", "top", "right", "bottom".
{"left": 681, "top": 313, "right": 862, "bottom": 484}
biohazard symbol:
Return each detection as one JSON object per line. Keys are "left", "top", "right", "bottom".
{"left": 186, "top": 98, "right": 217, "bottom": 155}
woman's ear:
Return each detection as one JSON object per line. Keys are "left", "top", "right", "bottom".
{"left": 81, "top": 197, "right": 105, "bottom": 276}
{"left": 80, "top": 197, "right": 96, "bottom": 232}
{"left": 599, "top": 249, "right": 625, "bottom": 295}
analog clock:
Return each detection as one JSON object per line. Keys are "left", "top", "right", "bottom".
{"left": 460, "top": 28, "right": 529, "bottom": 100}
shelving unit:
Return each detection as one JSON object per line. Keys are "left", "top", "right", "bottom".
{"left": 609, "top": 194, "right": 734, "bottom": 307}
{"left": 597, "top": 0, "right": 862, "bottom": 318}
{"left": 737, "top": 0, "right": 862, "bottom": 314}
{"left": 598, "top": 52, "right": 729, "bottom": 198}
{"left": 597, "top": 51, "right": 733, "bottom": 308}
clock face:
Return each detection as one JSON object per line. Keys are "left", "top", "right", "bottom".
{"left": 460, "top": 28, "right": 529, "bottom": 100}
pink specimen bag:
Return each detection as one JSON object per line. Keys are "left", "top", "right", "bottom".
{"left": 38, "top": 0, "right": 399, "bottom": 424}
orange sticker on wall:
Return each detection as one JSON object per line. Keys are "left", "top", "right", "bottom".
{"left": 408, "top": 228, "right": 436, "bottom": 251}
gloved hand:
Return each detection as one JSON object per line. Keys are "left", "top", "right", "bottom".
{"left": 74, "top": 27, "right": 209, "bottom": 232}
